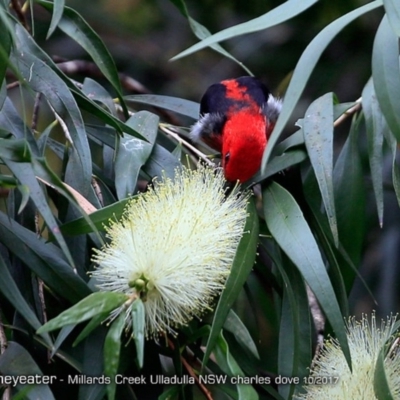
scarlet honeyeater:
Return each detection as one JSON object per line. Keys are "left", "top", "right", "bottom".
{"left": 191, "top": 76, "right": 282, "bottom": 183}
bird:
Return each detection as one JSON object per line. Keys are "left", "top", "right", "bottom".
{"left": 190, "top": 76, "right": 282, "bottom": 183}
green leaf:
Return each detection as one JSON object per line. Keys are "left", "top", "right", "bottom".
{"left": 261, "top": 239, "right": 311, "bottom": 399}
{"left": 0, "top": 211, "right": 91, "bottom": 304}
{"left": 46, "top": 0, "right": 65, "bottom": 39}
{"left": 78, "top": 326, "right": 108, "bottom": 400}
{"left": 303, "top": 93, "right": 338, "bottom": 246}
{"left": 301, "top": 169, "right": 350, "bottom": 309}
{"left": 333, "top": 116, "right": 366, "bottom": 268}
{"left": 262, "top": 0, "right": 383, "bottom": 169}
{"left": 273, "top": 130, "right": 305, "bottom": 156}
{"left": 60, "top": 197, "right": 132, "bottom": 236}
{"left": 382, "top": 123, "right": 400, "bottom": 208}
{"left": 38, "top": 0, "right": 128, "bottom": 117}
{"left": 2, "top": 149, "right": 76, "bottom": 269}
{"left": 246, "top": 149, "right": 307, "bottom": 187}
{"left": 0, "top": 255, "right": 51, "bottom": 345}
{"left": 169, "top": 0, "right": 252, "bottom": 74}
{"left": 51, "top": 325, "right": 75, "bottom": 357}
{"left": 82, "top": 78, "right": 117, "bottom": 115}
{"left": 37, "top": 292, "right": 128, "bottom": 334}
{"left": 104, "top": 313, "right": 126, "bottom": 400}
{"left": 374, "top": 347, "right": 394, "bottom": 400}
{"left": 115, "top": 111, "right": 159, "bottom": 199}
{"left": 13, "top": 26, "right": 93, "bottom": 198}
{"left": 124, "top": 94, "right": 200, "bottom": 120}
{"left": 362, "top": 78, "right": 385, "bottom": 226}
{"left": 0, "top": 137, "right": 31, "bottom": 161}
{"left": 142, "top": 144, "right": 182, "bottom": 180}
{"left": 202, "top": 198, "right": 259, "bottom": 370}
{"left": 0, "top": 342, "right": 55, "bottom": 400}
{"left": 214, "top": 332, "right": 258, "bottom": 400}
{"left": 372, "top": 15, "right": 400, "bottom": 142}
{"left": 263, "top": 181, "right": 351, "bottom": 370}
{"left": 383, "top": 0, "right": 400, "bottom": 37}
{"left": 224, "top": 310, "right": 259, "bottom": 360}
{"left": 131, "top": 299, "right": 145, "bottom": 369}
{"left": 0, "top": 97, "right": 40, "bottom": 154}
{"left": 12, "top": 24, "right": 144, "bottom": 142}
{"left": 171, "top": 0, "right": 319, "bottom": 61}
{"left": 73, "top": 312, "right": 109, "bottom": 347}
{"left": 0, "top": 9, "right": 11, "bottom": 84}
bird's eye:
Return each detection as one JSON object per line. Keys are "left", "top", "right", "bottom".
{"left": 224, "top": 152, "right": 230, "bottom": 164}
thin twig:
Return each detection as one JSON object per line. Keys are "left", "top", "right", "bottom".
{"left": 47, "top": 103, "right": 74, "bottom": 146}
{"left": 92, "top": 177, "right": 104, "bottom": 207}
{"left": 160, "top": 124, "right": 215, "bottom": 167}
{"left": 333, "top": 97, "right": 362, "bottom": 128}
{"left": 168, "top": 338, "right": 213, "bottom": 400}
{"left": 31, "top": 93, "right": 42, "bottom": 131}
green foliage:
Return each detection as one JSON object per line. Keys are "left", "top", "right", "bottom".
{"left": 0, "top": 0, "right": 400, "bottom": 399}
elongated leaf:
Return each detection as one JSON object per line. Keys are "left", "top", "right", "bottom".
{"left": 125, "top": 94, "right": 200, "bottom": 120}
{"left": 302, "top": 169, "right": 349, "bottom": 309}
{"left": 383, "top": 0, "right": 400, "bottom": 37}
{"left": 171, "top": 0, "right": 319, "bottom": 60}
{"left": 0, "top": 255, "right": 52, "bottom": 345}
{"left": 372, "top": 15, "right": 400, "bottom": 142}
{"left": 131, "top": 299, "right": 145, "bottom": 369}
{"left": 246, "top": 149, "right": 307, "bottom": 187}
{"left": 3, "top": 152, "right": 76, "bottom": 269}
{"left": 262, "top": 0, "right": 383, "bottom": 169}
{"left": 374, "top": 347, "right": 395, "bottom": 400}
{"left": 60, "top": 197, "right": 131, "bottom": 235}
{"left": 333, "top": 117, "right": 366, "bottom": 268}
{"left": 38, "top": 0, "right": 128, "bottom": 117}
{"left": 382, "top": 123, "right": 400, "bottom": 207}
{"left": 46, "top": 0, "right": 65, "bottom": 39}
{"left": 202, "top": 198, "right": 259, "bottom": 370}
{"left": 78, "top": 326, "right": 108, "bottom": 400}
{"left": 263, "top": 181, "right": 351, "bottom": 369}
{"left": 169, "top": 0, "right": 252, "bottom": 74}
{"left": 37, "top": 292, "right": 128, "bottom": 334}
{"left": 12, "top": 24, "right": 144, "bottom": 141}
{"left": 224, "top": 310, "right": 259, "bottom": 360}
{"left": 142, "top": 144, "right": 182, "bottom": 180}
{"left": 0, "top": 97, "right": 40, "bottom": 155}
{"left": 214, "top": 332, "right": 258, "bottom": 400}
{"left": 303, "top": 93, "right": 337, "bottom": 246}
{"left": 14, "top": 26, "right": 93, "bottom": 197}
{"left": 73, "top": 311, "right": 109, "bottom": 347}
{"left": 115, "top": 111, "right": 159, "bottom": 199}
{"left": 0, "top": 342, "right": 55, "bottom": 400}
{"left": 261, "top": 239, "right": 311, "bottom": 399}
{"left": 0, "top": 211, "right": 91, "bottom": 303}
{"left": 104, "top": 313, "right": 126, "bottom": 400}
{"left": 82, "top": 77, "right": 116, "bottom": 115}
{"left": 0, "top": 10, "right": 11, "bottom": 84}
{"left": 0, "top": 137, "right": 31, "bottom": 161}
{"left": 273, "top": 129, "right": 305, "bottom": 156}
{"left": 362, "top": 78, "right": 385, "bottom": 226}
{"left": 51, "top": 325, "right": 75, "bottom": 357}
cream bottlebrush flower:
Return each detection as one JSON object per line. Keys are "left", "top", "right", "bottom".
{"left": 91, "top": 164, "right": 249, "bottom": 338}
{"left": 296, "top": 314, "right": 400, "bottom": 400}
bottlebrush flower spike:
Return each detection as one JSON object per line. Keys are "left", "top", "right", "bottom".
{"left": 296, "top": 314, "right": 400, "bottom": 399}
{"left": 91, "top": 164, "right": 249, "bottom": 338}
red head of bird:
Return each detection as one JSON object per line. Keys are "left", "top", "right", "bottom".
{"left": 190, "top": 76, "right": 282, "bottom": 183}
